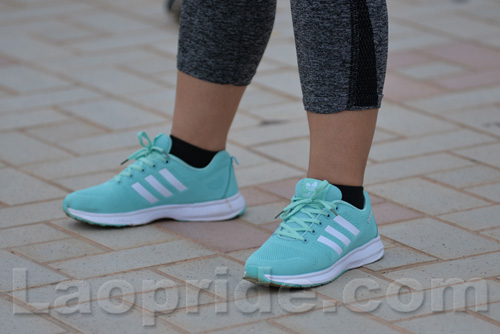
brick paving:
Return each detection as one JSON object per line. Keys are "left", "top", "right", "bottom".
{"left": 0, "top": 0, "right": 499, "bottom": 333}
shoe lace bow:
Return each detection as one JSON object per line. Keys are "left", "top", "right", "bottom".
{"left": 276, "top": 180, "right": 339, "bottom": 241}
{"left": 114, "top": 132, "right": 169, "bottom": 182}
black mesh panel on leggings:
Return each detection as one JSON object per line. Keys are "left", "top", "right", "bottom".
{"left": 347, "top": 0, "right": 379, "bottom": 108}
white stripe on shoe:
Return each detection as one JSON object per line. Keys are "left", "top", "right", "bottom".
{"left": 325, "top": 225, "right": 351, "bottom": 246}
{"left": 317, "top": 235, "right": 343, "bottom": 254}
{"left": 333, "top": 215, "right": 360, "bottom": 236}
{"left": 132, "top": 182, "right": 159, "bottom": 204}
{"left": 145, "top": 175, "right": 173, "bottom": 198}
{"left": 159, "top": 169, "right": 187, "bottom": 191}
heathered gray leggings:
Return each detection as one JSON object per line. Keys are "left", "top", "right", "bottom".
{"left": 177, "top": 0, "right": 388, "bottom": 114}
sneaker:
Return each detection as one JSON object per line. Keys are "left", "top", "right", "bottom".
{"left": 243, "top": 178, "right": 383, "bottom": 287}
{"left": 63, "top": 132, "right": 246, "bottom": 227}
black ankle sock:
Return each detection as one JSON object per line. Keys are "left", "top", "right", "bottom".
{"left": 333, "top": 184, "right": 365, "bottom": 209}
{"left": 170, "top": 135, "right": 218, "bottom": 168}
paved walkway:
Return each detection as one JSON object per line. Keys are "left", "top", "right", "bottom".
{"left": 1, "top": 0, "right": 500, "bottom": 333}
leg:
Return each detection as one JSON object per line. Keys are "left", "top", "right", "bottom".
{"left": 244, "top": 0, "right": 388, "bottom": 287}
{"left": 63, "top": 0, "right": 277, "bottom": 226}
{"left": 171, "top": 71, "right": 246, "bottom": 151}
{"left": 291, "top": 0, "right": 388, "bottom": 187}
{"left": 172, "top": 0, "right": 277, "bottom": 151}
{"left": 307, "top": 109, "right": 378, "bottom": 186}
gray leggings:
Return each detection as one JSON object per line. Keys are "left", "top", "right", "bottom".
{"left": 177, "top": 0, "right": 388, "bottom": 114}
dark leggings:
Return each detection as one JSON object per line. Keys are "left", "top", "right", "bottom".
{"left": 177, "top": 0, "right": 388, "bottom": 114}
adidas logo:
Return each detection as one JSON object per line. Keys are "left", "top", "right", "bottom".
{"left": 131, "top": 169, "right": 187, "bottom": 204}
{"left": 306, "top": 181, "right": 318, "bottom": 191}
{"left": 302, "top": 181, "right": 318, "bottom": 197}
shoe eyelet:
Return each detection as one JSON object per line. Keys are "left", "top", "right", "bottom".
{"left": 311, "top": 229, "right": 317, "bottom": 235}
{"left": 141, "top": 169, "right": 145, "bottom": 173}
{"left": 129, "top": 174, "right": 133, "bottom": 178}
{"left": 326, "top": 214, "right": 331, "bottom": 218}
{"left": 318, "top": 221, "right": 324, "bottom": 226}
{"left": 152, "top": 164, "right": 156, "bottom": 169}
{"left": 302, "top": 238, "right": 309, "bottom": 244}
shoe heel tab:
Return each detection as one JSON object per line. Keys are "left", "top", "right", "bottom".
{"left": 362, "top": 190, "right": 373, "bottom": 211}
{"left": 362, "top": 190, "right": 378, "bottom": 226}
{"left": 222, "top": 155, "right": 240, "bottom": 199}
{"left": 231, "top": 156, "right": 239, "bottom": 166}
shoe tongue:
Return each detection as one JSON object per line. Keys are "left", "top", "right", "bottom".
{"left": 277, "top": 178, "right": 342, "bottom": 240}
{"left": 153, "top": 133, "right": 172, "bottom": 153}
{"left": 295, "top": 178, "right": 342, "bottom": 201}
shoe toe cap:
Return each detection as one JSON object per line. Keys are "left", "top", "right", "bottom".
{"left": 63, "top": 182, "right": 118, "bottom": 213}
{"left": 244, "top": 240, "right": 319, "bottom": 277}
{"left": 63, "top": 190, "right": 99, "bottom": 213}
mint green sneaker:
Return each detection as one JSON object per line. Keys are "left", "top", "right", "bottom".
{"left": 63, "top": 132, "right": 246, "bottom": 227}
{"left": 244, "top": 178, "right": 383, "bottom": 287}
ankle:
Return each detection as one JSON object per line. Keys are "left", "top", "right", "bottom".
{"left": 170, "top": 135, "right": 219, "bottom": 168}
{"left": 332, "top": 183, "right": 365, "bottom": 209}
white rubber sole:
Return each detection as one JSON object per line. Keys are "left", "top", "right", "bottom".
{"left": 66, "top": 192, "right": 246, "bottom": 227}
{"left": 263, "top": 235, "right": 384, "bottom": 286}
